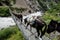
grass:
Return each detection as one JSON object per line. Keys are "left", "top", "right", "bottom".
{"left": 42, "top": 12, "right": 60, "bottom": 24}
{"left": 0, "top": 25, "right": 24, "bottom": 40}
{"left": 6, "top": 25, "right": 24, "bottom": 40}
{"left": 7, "top": 31, "right": 24, "bottom": 40}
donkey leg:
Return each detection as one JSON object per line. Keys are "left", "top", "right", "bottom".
{"left": 21, "top": 18, "right": 23, "bottom": 23}
{"left": 26, "top": 22, "right": 29, "bottom": 29}
{"left": 26, "top": 23, "right": 28, "bottom": 29}
{"left": 36, "top": 28, "right": 40, "bottom": 37}
{"left": 30, "top": 26, "right": 32, "bottom": 31}
{"left": 40, "top": 26, "right": 47, "bottom": 38}
{"left": 40, "top": 29, "right": 43, "bottom": 38}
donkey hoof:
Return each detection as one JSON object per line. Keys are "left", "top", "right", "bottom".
{"left": 35, "top": 36, "right": 38, "bottom": 38}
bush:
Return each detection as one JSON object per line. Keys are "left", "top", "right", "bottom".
{"left": 0, "top": 25, "right": 24, "bottom": 40}
{"left": 0, "top": 0, "right": 16, "bottom": 6}
{"left": 0, "top": 26, "right": 17, "bottom": 40}
{"left": 0, "top": 6, "right": 11, "bottom": 17}
{"left": 10, "top": 7, "right": 27, "bottom": 13}
{"left": 42, "top": 12, "right": 60, "bottom": 24}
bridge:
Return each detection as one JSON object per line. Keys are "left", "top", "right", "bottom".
{"left": 8, "top": 7, "right": 52, "bottom": 40}
{"left": 1, "top": 0, "right": 58, "bottom": 40}
{"left": 9, "top": 8, "right": 41, "bottom": 40}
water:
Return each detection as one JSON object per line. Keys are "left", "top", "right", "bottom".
{"left": 0, "top": 17, "right": 15, "bottom": 30}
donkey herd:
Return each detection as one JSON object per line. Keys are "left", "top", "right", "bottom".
{"left": 13, "top": 13, "right": 60, "bottom": 39}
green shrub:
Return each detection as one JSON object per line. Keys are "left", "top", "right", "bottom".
{"left": 0, "top": 28, "right": 16, "bottom": 40}
{"left": 0, "top": 6, "right": 11, "bottom": 17}
{"left": 10, "top": 7, "right": 27, "bottom": 13}
{"left": 42, "top": 12, "right": 60, "bottom": 24}
{"left": 0, "top": 25, "right": 24, "bottom": 40}
{"left": 0, "top": 0, "right": 16, "bottom": 6}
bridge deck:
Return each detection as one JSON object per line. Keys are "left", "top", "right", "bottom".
{"left": 13, "top": 15, "right": 40, "bottom": 40}
{"left": 8, "top": 7, "right": 52, "bottom": 40}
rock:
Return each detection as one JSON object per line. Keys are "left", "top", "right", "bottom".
{"left": 42, "top": 35, "right": 51, "bottom": 40}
